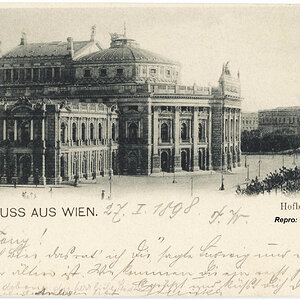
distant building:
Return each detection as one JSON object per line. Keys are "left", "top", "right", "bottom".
{"left": 0, "top": 29, "right": 242, "bottom": 184}
{"left": 258, "top": 106, "right": 300, "bottom": 135}
{"left": 242, "top": 112, "right": 258, "bottom": 132}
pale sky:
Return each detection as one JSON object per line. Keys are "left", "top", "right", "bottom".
{"left": 0, "top": 4, "right": 299, "bottom": 111}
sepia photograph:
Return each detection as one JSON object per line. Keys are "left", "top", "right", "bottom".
{"left": 0, "top": 3, "right": 299, "bottom": 296}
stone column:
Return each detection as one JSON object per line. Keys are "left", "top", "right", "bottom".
{"left": 41, "top": 150, "right": 46, "bottom": 185}
{"left": 174, "top": 106, "right": 181, "bottom": 172}
{"left": 238, "top": 110, "right": 242, "bottom": 166}
{"left": 192, "top": 107, "right": 199, "bottom": 171}
{"left": 152, "top": 106, "right": 160, "bottom": 173}
{"left": 147, "top": 102, "right": 152, "bottom": 175}
{"left": 2, "top": 154, "right": 7, "bottom": 183}
{"left": 30, "top": 119, "right": 34, "bottom": 140}
{"left": 228, "top": 109, "right": 232, "bottom": 170}
{"left": 28, "top": 154, "right": 34, "bottom": 184}
{"left": 3, "top": 119, "right": 6, "bottom": 140}
{"left": 232, "top": 109, "right": 237, "bottom": 168}
{"left": 207, "top": 108, "right": 212, "bottom": 170}
{"left": 14, "top": 119, "right": 17, "bottom": 141}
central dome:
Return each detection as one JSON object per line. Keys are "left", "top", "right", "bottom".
{"left": 79, "top": 37, "right": 177, "bottom": 65}
{"left": 76, "top": 34, "right": 181, "bottom": 84}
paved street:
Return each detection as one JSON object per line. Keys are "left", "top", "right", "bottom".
{"left": 0, "top": 154, "right": 298, "bottom": 201}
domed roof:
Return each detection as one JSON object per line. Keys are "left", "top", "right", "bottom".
{"left": 79, "top": 37, "right": 178, "bottom": 65}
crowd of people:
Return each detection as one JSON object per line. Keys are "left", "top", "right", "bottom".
{"left": 236, "top": 166, "right": 300, "bottom": 195}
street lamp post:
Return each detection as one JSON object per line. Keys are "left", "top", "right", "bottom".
{"left": 220, "top": 174, "right": 225, "bottom": 191}
{"left": 244, "top": 155, "right": 247, "bottom": 168}
{"left": 293, "top": 153, "right": 296, "bottom": 165}
{"left": 282, "top": 155, "right": 285, "bottom": 167}
{"left": 245, "top": 164, "right": 250, "bottom": 182}
{"left": 109, "top": 174, "right": 112, "bottom": 199}
{"left": 258, "top": 153, "right": 261, "bottom": 178}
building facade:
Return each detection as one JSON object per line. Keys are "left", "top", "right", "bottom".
{"left": 258, "top": 107, "right": 300, "bottom": 135}
{"left": 0, "top": 29, "right": 242, "bottom": 184}
{"left": 242, "top": 112, "right": 258, "bottom": 132}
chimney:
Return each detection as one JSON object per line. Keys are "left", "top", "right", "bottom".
{"left": 20, "top": 32, "right": 27, "bottom": 45}
{"left": 67, "top": 37, "right": 74, "bottom": 58}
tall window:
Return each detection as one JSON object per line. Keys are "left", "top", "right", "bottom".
{"left": 90, "top": 123, "right": 94, "bottom": 140}
{"left": 161, "top": 123, "right": 169, "bottom": 142}
{"left": 117, "top": 68, "right": 123, "bottom": 76}
{"left": 81, "top": 123, "right": 86, "bottom": 141}
{"left": 84, "top": 69, "right": 91, "bottom": 78}
{"left": 112, "top": 123, "right": 116, "bottom": 141}
{"left": 98, "top": 123, "right": 102, "bottom": 140}
{"left": 60, "top": 123, "right": 66, "bottom": 143}
{"left": 181, "top": 123, "right": 187, "bottom": 140}
{"left": 100, "top": 69, "right": 107, "bottom": 77}
{"left": 128, "top": 123, "right": 138, "bottom": 140}
{"left": 72, "top": 123, "right": 77, "bottom": 141}
{"left": 198, "top": 123, "right": 203, "bottom": 141}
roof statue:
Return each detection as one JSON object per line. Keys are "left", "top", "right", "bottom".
{"left": 224, "top": 61, "right": 231, "bottom": 75}
{"left": 123, "top": 22, "right": 127, "bottom": 38}
{"left": 90, "top": 25, "right": 96, "bottom": 41}
{"left": 109, "top": 32, "right": 121, "bottom": 42}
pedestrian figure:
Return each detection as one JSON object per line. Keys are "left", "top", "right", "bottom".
{"left": 101, "top": 189, "right": 105, "bottom": 200}
{"left": 92, "top": 171, "right": 96, "bottom": 180}
{"left": 74, "top": 174, "right": 79, "bottom": 187}
{"left": 13, "top": 179, "right": 16, "bottom": 188}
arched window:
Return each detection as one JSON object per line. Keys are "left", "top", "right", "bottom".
{"left": 81, "top": 123, "right": 86, "bottom": 141}
{"left": 198, "top": 123, "right": 203, "bottom": 141}
{"left": 128, "top": 123, "right": 138, "bottom": 140}
{"left": 161, "top": 123, "right": 169, "bottom": 142}
{"left": 112, "top": 123, "right": 116, "bottom": 141}
{"left": 20, "top": 122, "right": 30, "bottom": 146}
{"left": 90, "top": 123, "right": 94, "bottom": 140}
{"left": 72, "top": 123, "right": 77, "bottom": 141}
{"left": 98, "top": 123, "right": 102, "bottom": 140}
{"left": 181, "top": 123, "right": 187, "bottom": 140}
{"left": 60, "top": 123, "right": 66, "bottom": 143}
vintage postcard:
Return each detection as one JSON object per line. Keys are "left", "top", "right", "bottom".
{"left": 0, "top": 3, "right": 299, "bottom": 297}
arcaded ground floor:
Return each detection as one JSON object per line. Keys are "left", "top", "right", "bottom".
{"left": 0, "top": 154, "right": 298, "bottom": 198}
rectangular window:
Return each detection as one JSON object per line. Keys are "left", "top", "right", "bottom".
{"left": 26, "top": 68, "right": 31, "bottom": 81}
{"left": 54, "top": 67, "right": 60, "bottom": 81}
{"left": 33, "top": 68, "right": 39, "bottom": 81}
{"left": 100, "top": 69, "right": 107, "bottom": 76}
{"left": 19, "top": 69, "right": 25, "bottom": 82}
{"left": 6, "top": 69, "right": 12, "bottom": 82}
{"left": 13, "top": 69, "right": 18, "bottom": 81}
{"left": 150, "top": 68, "right": 156, "bottom": 75}
{"left": 117, "top": 68, "right": 123, "bottom": 76}
{"left": 40, "top": 68, "right": 45, "bottom": 82}
{"left": 84, "top": 69, "right": 91, "bottom": 78}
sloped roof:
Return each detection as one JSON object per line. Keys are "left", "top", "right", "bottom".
{"left": 79, "top": 44, "right": 178, "bottom": 65}
{"left": 2, "top": 41, "right": 95, "bottom": 58}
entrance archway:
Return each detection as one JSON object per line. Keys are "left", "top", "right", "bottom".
{"left": 181, "top": 150, "right": 188, "bottom": 171}
{"left": 161, "top": 151, "right": 169, "bottom": 172}
{"left": 127, "top": 152, "right": 138, "bottom": 175}
{"left": 19, "top": 155, "right": 31, "bottom": 184}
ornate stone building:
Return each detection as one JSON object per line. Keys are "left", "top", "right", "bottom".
{"left": 258, "top": 107, "right": 300, "bottom": 135}
{"left": 0, "top": 29, "right": 242, "bottom": 184}
{"left": 242, "top": 112, "right": 258, "bottom": 132}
